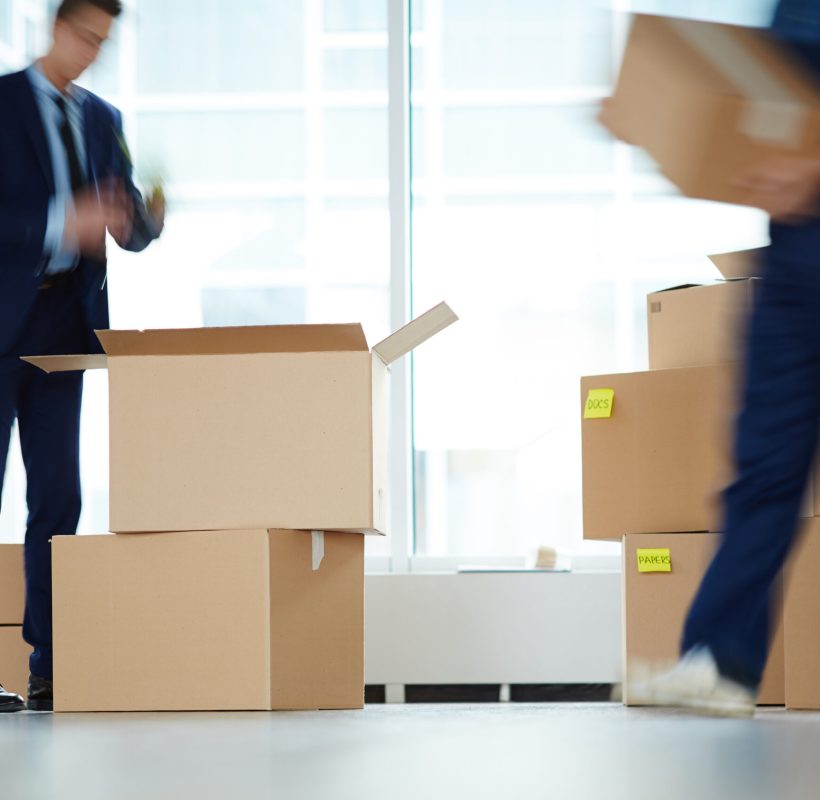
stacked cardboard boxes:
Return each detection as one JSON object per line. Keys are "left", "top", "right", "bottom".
{"left": 581, "top": 251, "right": 791, "bottom": 706}
{"left": 26, "top": 303, "right": 457, "bottom": 712}
{"left": 0, "top": 546, "right": 27, "bottom": 698}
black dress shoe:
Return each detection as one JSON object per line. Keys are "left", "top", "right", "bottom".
{"left": 27, "top": 674, "right": 53, "bottom": 712}
{"left": 0, "top": 683, "right": 25, "bottom": 713}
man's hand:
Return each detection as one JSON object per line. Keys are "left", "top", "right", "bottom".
{"left": 102, "top": 180, "right": 134, "bottom": 248}
{"left": 65, "top": 185, "right": 133, "bottom": 256}
{"left": 734, "top": 156, "right": 820, "bottom": 224}
{"left": 146, "top": 186, "right": 166, "bottom": 236}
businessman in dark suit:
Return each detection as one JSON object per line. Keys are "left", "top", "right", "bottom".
{"left": 0, "top": 0, "right": 163, "bottom": 712}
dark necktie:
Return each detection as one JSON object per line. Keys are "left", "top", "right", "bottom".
{"left": 53, "top": 96, "right": 85, "bottom": 193}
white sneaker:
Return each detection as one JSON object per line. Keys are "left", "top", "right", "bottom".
{"left": 626, "top": 647, "right": 756, "bottom": 718}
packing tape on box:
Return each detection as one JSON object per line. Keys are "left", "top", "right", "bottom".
{"left": 667, "top": 18, "right": 806, "bottom": 146}
{"left": 312, "top": 531, "right": 325, "bottom": 571}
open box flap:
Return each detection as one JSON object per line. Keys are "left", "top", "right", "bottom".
{"left": 372, "top": 302, "right": 458, "bottom": 365}
{"left": 650, "top": 283, "right": 702, "bottom": 295}
{"left": 21, "top": 355, "right": 108, "bottom": 373}
{"left": 96, "top": 324, "right": 369, "bottom": 356}
{"left": 708, "top": 248, "right": 765, "bottom": 280}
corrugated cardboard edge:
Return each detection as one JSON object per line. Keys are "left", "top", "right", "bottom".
{"left": 373, "top": 302, "right": 458, "bottom": 365}
{"left": 21, "top": 354, "right": 108, "bottom": 373}
{"left": 621, "top": 536, "right": 630, "bottom": 705}
{"left": 96, "top": 325, "right": 369, "bottom": 356}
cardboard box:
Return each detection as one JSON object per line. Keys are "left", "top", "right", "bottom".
{"left": 25, "top": 303, "right": 457, "bottom": 535}
{"left": 52, "top": 529, "right": 364, "bottom": 712}
{"left": 604, "top": 15, "right": 820, "bottom": 206}
{"left": 581, "top": 366, "right": 734, "bottom": 540}
{"left": 0, "top": 545, "right": 25, "bottom": 625}
{"left": 648, "top": 250, "right": 765, "bottom": 371}
{"left": 784, "top": 518, "right": 820, "bottom": 709}
{"left": 623, "top": 532, "right": 785, "bottom": 706}
{"left": 0, "top": 627, "right": 29, "bottom": 698}
{"left": 648, "top": 280, "right": 756, "bottom": 370}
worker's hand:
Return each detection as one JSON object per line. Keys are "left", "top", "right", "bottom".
{"left": 734, "top": 156, "right": 820, "bottom": 224}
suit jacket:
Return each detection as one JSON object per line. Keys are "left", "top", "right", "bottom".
{"left": 0, "top": 69, "right": 159, "bottom": 357}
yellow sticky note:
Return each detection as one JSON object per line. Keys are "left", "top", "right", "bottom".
{"left": 584, "top": 388, "right": 615, "bottom": 419}
{"left": 637, "top": 548, "right": 672, "bottom": 573}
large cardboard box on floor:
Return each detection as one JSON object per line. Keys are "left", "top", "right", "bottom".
{"left": 603, "top": 15, "right": 820, "bottom": 206}
{"left": 52, "top": 529, "right": 364, "bottom": 713}
{"left": 0, "top": 627, "right": 29, "bottom": 698}
{"left": 581, "top": 366, "right": 734, "bottom": 540}
{"left": 0, "top": 545, "right": 25, "bottom": 625}
{"left": 647, "top": 249, "right": 765, "bottom": 371}
{"left": 623, "top": 532, "right": 785, "bottom": 706}
{"left": 25, "top": 303, "right": 457, "bottom": 535}
{"left": 784, "top": 518, "right": 820, "bottom": 709}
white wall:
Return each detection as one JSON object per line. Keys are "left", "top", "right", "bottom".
{"left": 365, "top": 571, "right": 622, "bottom": 685}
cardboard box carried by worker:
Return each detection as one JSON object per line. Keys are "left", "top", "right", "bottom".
{"left": 603, "top": 14, "right": 820, "bottom": 206}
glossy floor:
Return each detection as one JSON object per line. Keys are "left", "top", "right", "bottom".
{"left": 1, "top": 703, "right": 819, "bottom": 800}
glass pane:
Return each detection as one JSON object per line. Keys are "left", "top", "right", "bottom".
{"left": 200, "top": 199, "right": 307, "bottom": 271}
{"left": 314, "top": 199, "right": 391, "bottom": 288}
{"left": 410, "top": 0, "right": 770, "bottom": 559}
{"left": 137, "top": 111, "right": 305, "bottom": 183}
{"left": 443, "top": 105, "right": 614, "bottom": 178}
{"left": 630, "top": 0, "right": 774, "bottom": 24}
{"left": 137, "top": 0, "right": 304, "bottom": 92}
{"left": 0, "top": 1, "right": 393, "bottom": 563}
{"left": 324, "top": 0, "right": 386, "bottom": 32}
{"left": 202, "top": 287, "right": 307, "bottom": 326}
{"left": 323, "top": 108, "right": 388, "bottom": 180}
{"left": 0, "top": 0, "right": 11, "bottom": 46}
{"left": 411, "top": 0, "right": 425, "bottom": 32}
{"left": 324, "top": 48, "right": 387, "bottom": 91}
{"left": 442, "top": 0, "right": 612, "bottom": 90}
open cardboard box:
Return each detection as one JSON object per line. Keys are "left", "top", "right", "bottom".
{"left": 24, "top": 303, "right": 457, "bottom": 535}
{"left": 647, "top": 248, "right": 765, "bottom": 370}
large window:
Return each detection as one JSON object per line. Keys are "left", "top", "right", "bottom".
{"left": 0, "top": 1, "right": 391, "bottom": 559}
{"left": 410, "top": 0, "right": 775, "bottom": 559}
{"left": 0, "top": 0, "right": 781, "bottom": 568}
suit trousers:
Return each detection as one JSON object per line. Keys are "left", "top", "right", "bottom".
{"left": 682, "top": 222, "right": 820, "bottom": 688}
{"left": 0, "top": 281, "right": 85, "bottom": 680}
